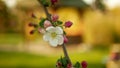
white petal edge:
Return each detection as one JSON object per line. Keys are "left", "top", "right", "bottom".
{"left": 55, "top": 27, "right": 63, "bottom": 34}
{"left": 57, "top": 35, "right": 64, "bottom": 45}
{"left": 49, "top": 38, "right": 58, "bottom": 47}
{"left": 43, "top": 33, "right": 50, "bottom": 41}
{"left": 46, "top": 26, "right": 54, "bottom": 32}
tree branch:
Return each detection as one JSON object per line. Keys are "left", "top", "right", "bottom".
{"left": 37, "top": 0, "right": 72, "bottom": 64}
{"left": 62, "top": 44, "right": 72, "bottom": 63}
{"left": 37, "top": 0, "right": 51, "bottom": 21}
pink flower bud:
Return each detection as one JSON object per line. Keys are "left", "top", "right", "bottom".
{"left": 81, "top": 61, "right": 87, "bottom": 68}
{"left": 30, "top": 30, "right": 35, "bottom": 35}
{"left": 64, "top": 21, "right": 73, "bottom": 28}
{"left": 111, "top": 53, "right": 120, "bottom": 60}
{"left": 38, "top": 28, "right": 46, "bottom": 34}
{"left": 51, "top": 0, "right": 58, "bottom": 5}
{"left": 56, "top": 62, "right": 62, "bottom": 68}
{"left": 44, "top": 20, "right": 52, "bottom": 28}
{"left": 67, "top": 63, "right": 72, "bottom": 68}
{"left": 28, "top": 23, "right": 38, "bottom": 28}
{"left": 31, "top": 13, "right": 36, "bottom": 18}
{"left": 51, "top": 14, "right": 59, "bottom": 22}
{"left": 28, "top": 23, "right": 34, "bottom": 27}
{"left": 64, "top": 36, "right": 68, "bottom": 43}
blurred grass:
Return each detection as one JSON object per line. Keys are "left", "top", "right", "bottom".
{"left": 0, "top": 47, "right": 108, "bottom": 68}
{"left": 0, "top": 33, "right": 23, "bottom": 45}
{"left": 0, "top": 33, "right": 109, "bottom": 68}
{"left": 0, "top": 51, "right": 56, "bottom": 68}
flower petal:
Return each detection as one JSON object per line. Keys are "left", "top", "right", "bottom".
{"left": 46, "top": 26, "right": 54, "bottom": 31}
{"left": 55, "top": 27, "right": 63, "bottom": 34}
{"left": 57, "top": 35, "right": 64, "bottom": 45}
{"left": 43, "top": 33, "right": 50, "bottom": 41}
{"left": 49, "top": 38, "right": 58, "bottom": 47}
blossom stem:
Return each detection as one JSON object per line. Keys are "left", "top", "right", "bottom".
{"left": 37, "top": 0, "right": 51, "bottom": 21}
{"left": 62, "top": 44, "right": 72, "bottom": 63}
{"left": 37, "top": 0, "right": 72, "bottom": 64}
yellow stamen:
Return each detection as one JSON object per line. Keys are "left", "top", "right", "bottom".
{"left": 51, "top": 32, "right": 57, "bottom": 38}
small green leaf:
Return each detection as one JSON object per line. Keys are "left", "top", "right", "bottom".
{"left": 52, "top": 22, "right": 57, "bottom": 26}
{"left": 39, "top": 18, "right": 46, "bottom": 28}
{"left": 57, "top": 21, "right": 63, "bottom": 25}
{"left": 41, "top": 0, "right": 49, "bottom": 7}
{"left": 41, "top": 0, "right": 45, "bottom": 4}
{"left": 44, "top": 2, "right": 49, "bottom": 7}
{"left": 74, "top": 62, "right": 80, "bottom": 68}
{"left": 62, "top": 58, "right": 67, "bottom": 66}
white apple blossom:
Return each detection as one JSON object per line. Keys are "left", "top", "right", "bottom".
{"left": 43, "top": 26, "right": 64, "bottom": 47}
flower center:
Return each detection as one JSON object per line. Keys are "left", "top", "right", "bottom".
{"left": 51, "top": 32, "right": 57, "bottom": 38}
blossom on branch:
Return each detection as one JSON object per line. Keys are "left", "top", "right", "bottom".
{"left": 44, "top": 20, "right": 52, "bottom": 28}
{"left": 31, "top": 0, "right": 87, "bottom": 67}
{"left": 43, "top": 26, "right": 64, "bottom": 47}
{"left": 38, "top": 28, "right": 46, "bottom": 34}
{"left": 51, "top": 14, "right": 59, "bottom": 22}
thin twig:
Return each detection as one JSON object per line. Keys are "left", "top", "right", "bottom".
{"left": 62, "top": 44, "right": 72, "bottom": 63}
{"left": 37, "top": 0, "right": 51, "bottom": 21}
{"left": 37, "top": 0, "right": 72, "bottom": 64}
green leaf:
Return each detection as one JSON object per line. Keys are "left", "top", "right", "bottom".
{"left": 57, "top": 57, "right": 70, "bottom": 68}
{"left": 44, "top": 2, "right": 49, "bottom": 7}
{"left": 41, "top": 0, "right": 46, "bottom": 3}
{"left": 57, "top": 21, "right": 63, "bottom": 25}
{"left": 39, "top": 18, "right": 46, "bottom": 28}
{"left": 41, "top": 0, "right": 49, "bottom": 7}
{"left": 74, "top": 62, "right": 80, "bottom": 68}
{"left": 62, "top": 57, "right": 68, "bottom": 67}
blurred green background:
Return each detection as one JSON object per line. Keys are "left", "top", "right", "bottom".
{"left": 0, "top": 0, "right": 120, "bottom": 68}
